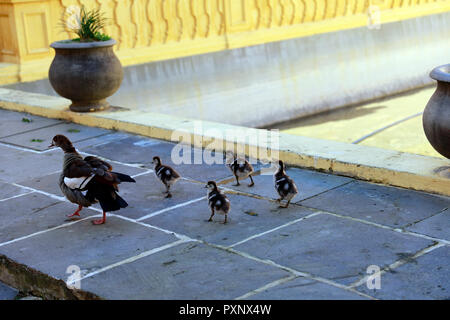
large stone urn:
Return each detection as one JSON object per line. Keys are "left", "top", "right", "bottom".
{"left": 423, "top": 64, "right": 450, "bottom": 159}
{"left": 49, "top": 39, "right": 123, "bottom": 112}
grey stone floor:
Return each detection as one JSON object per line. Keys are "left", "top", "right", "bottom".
{"left": 0, "top": 108, "right": 449, "bottom": 300}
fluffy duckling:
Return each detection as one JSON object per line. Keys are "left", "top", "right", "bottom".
{"left": 152, "top": 156, "right": 181, "bottom": 198}
{"left": 50, "top": 135, "right": 136, "bottom": 225}
{"left": 226, "top": 152, "right": 255, "bottom": 187}
{"left": 205, "top": 181, "right": 230, "bottom": 224}
{"left": 274, "top": 160, "right": 298, "bottom": 208}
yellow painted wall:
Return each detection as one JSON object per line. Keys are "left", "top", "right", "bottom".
{"left": 1, "top": 0, "right": 450, "bottom": 83}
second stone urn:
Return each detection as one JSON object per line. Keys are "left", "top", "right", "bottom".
{"left": 423, "top": 64, "right": 450, "bottom": 159}
{"left": 49, "top": 39, "right": 123, "bottom": 112}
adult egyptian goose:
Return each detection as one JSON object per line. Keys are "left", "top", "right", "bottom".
{"left": 205, "top": 181, "right": 230, "bottom": 224}
{"left": 274, "top": 160, "right": 298, "bottom": 208}
{"left": 226, "top": 153, "right": 255, "bottom": 187}
{"left": 152, "top": 156, "right": 180, "bottom": 198}
{"left": 50, "top": 135, "right": 135, "bottom": 225}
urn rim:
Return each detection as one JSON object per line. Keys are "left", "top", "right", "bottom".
{"left": 430, "top": 64, "right": 450, "bottom": 83}
{"left": 50, "top": 39, "right": 116, "bottom": 50}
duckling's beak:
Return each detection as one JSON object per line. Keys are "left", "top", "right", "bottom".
{"left": 48, "top": 142, "right": 55, "bottom": 148}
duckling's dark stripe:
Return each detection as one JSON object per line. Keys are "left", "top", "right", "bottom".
{"left": 156, "top": 166, "right": 165, "bottom": 176}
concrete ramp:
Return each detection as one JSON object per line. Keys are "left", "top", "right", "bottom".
{"left": 4, "top": 12, "right": 450, "bottom": 127}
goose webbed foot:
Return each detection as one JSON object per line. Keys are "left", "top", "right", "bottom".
{"left": 67, "top": 205, "right": 82, "bottom": 218}
{"left": 92, "top": 212, "right": 106, "bottom": 225}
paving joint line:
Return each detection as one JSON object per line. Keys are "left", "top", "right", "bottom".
{"left": 0, "top": 214, "right": 101, "bottom": 248}
{"left": 0, "top": 141, "right": 45, "bottom": 154}
{"left": 352, "top": 112, "right": 423, "bottom": 144}
{"left": 0, "top": 191, "right": 35, "bottom": 202}
{"left": 348, "top": 242, "right": 445, "bottom": 289}
{"left": 296, "top": 180, "right": 355, "bottom": 203}
{"left": 136, "top": 196, "right": 207, "bottom": 222}
{"left": 207, "top": 242, "right": 377, "bottom": 300}
{"left": 235, "top": 275, "right": 298, "bottom": 300}
{"left": 0, "top": 132, "right": 111, "bottom": 153}
{"left": 130, "top": 169, "right": 153, "bottom": 178}
{"left": 402, "top": 207, "right": 448, "bottom": 230}
{"left": 67, "top": 239, "right": 192, "bottom": 286}
{"left": 109, "top": 213, "right": 196, "bottom": 242}
{"left": 227, "top": 211, "right": 322, "bottom": 248}
{"left": 0, "top": 121, "right": 65, "bottom": 140}
{"left": 312, "top": 208, "right": 450, "bottom": 246}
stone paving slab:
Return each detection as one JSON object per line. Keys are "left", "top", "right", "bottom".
{"left": 0, "top": 216, "right": 178, "bottom": 281}
{"left": 0, "top": 193, "right": 97, "bottom": 244}
{"left": 115, "top": 174, "right": 207, "bottom": 220}
{"left": 355, "top": 246, "right": 450, "bottom": 299}
{"left": 223, "top": 167, "right": 353, "bottom": 202}
{"left": 245, "top": 277, "right": 367, "bottom": 300}
{"left": 233, "top": 214, "right": 434, "bottom": 286}
{"left": 74, "top": 132, "right": 134, "bottom": 150}
{"left": 0, "top": 122, "right": 110, "bottom": 151}
{"left": 144, "top": 193, "right": 316, "bottom": 247}
{"left": 406, "top": 209, "right": 450, "bottom": 241}
{"left": 81, "top": 135, "right": 234, "bottom": 182}
{"left": 79, "top": 242, "right": 290, "bottom": 300}
{"left": 0, "top": 146, "right": 64, "bottom": 183}
{"left": 301, "top": 180, "right": 450, "bottom": 228}
{"left": 0, "top": 281, "right": 17, "bottom": 300}
{"left": 0, "top": 181, "right": 30, "bottom": 201}
{"left": 0, "top": 109, "right": 62, "bottom": 138}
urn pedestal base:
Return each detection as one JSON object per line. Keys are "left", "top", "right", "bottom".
{"left": 69, "top": 100, "right": 109, "bottom": 113}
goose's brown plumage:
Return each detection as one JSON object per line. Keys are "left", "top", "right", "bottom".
{"left": 50, "top": 135, "right": 135, "bottom": 225}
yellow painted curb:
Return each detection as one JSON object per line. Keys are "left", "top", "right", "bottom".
{"left": 0, "top": 88, "right": 449, "bottom": 197}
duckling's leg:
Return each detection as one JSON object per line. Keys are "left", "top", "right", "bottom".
{"left": 280, "top": 199, "right": 291, "bottom": 209}
{"left": 248, "top": 175, "right": 255, "bottom": 187}
{"left": 165, "top": 184, "right": 172, "bottom": 198}
{"left": 223, "top": 214, "right": 228, "bottom": 224}
{"left": 92, "top": 211, "right": 106, "bottom": 225}
{"left": 233, "top": 175, "right": 240, "bottom": 186}
{"left": 208, "top": 208, "right": 215, "bottom": 222}
{"left": 67, "top": 205, "right": 82, "bottom": 218}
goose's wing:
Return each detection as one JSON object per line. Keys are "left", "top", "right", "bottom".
{"left": 84, "top": 156, "right": 124, "bottom": 187}
{"left": 65, "top": 158, "right": 94, "bottom": 178}
{"left": 84, "top": 156, "right": 113, "bottom": 172}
